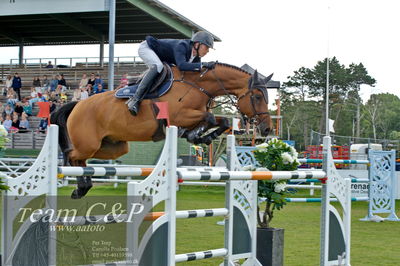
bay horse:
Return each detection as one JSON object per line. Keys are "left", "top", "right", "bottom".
{"left": 51, "top": 62, "right": 273, "bottom": 198}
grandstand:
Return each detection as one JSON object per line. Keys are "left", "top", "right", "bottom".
{"left": 1, "top": 58, "right": 147, "bottom": 149}
{"left": 0, "top": 0, "right": 219, "bottom": 153}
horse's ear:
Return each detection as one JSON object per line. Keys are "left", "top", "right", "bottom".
{"left": 248, "top": 76, "right": 254, "bottom": 88}
{"left": 263, "top": 73, "right": 274, "bottom": 84}
{"left": 253, "top": 70, "right": 259, "bottom": 81}
{"left": 248, "top": 70, "right": 258, "bottom": 88}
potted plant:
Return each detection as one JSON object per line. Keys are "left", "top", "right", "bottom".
{"left": 0, "top": 125, "right": 10, "bottom": 191}
{"left": 252, "top": 138, "right": 299, "bottom": 266}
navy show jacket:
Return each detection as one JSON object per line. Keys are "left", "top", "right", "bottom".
{"left": 145, "top": 36, "right": 201, "bottom": 72}
{"left": 12, "top": 76, "right": 22, "bottom": 89}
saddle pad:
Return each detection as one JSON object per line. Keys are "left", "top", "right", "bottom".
{"left": 115, "top": 65, "right": 173, "bottom": 99}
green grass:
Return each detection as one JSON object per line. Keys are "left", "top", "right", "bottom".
{"left": 5, "top": 184, "right": 400, "bottom": 265}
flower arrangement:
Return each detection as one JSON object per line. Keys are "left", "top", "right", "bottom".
{"left": 0, "top": 125, "right": 10, "bottom": 191}
{"left": 252, "top": 138, "right": 299, "bottom": 228}
{"left": 0, "top": 125, "right": 9, "bottom": 153}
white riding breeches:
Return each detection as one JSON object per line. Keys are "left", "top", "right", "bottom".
{"left": 138, "top": 41, "right": 163, "bottom": 73}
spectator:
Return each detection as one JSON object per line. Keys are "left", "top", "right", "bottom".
{"left": 30, "top": 87, "right": 38, "bottom": 99}
{"left": 19, "top": 112, "right": 30, "bottom": 132}
{"left": 3, "top": 114, "right": 12, "bottom": 131}
{"left": 11, "top": 73, "right": 22, "bottom": 101}
{"left": 94, "top": 83, "right": 105, "bottom": 94}
{"left": 72, "top": 88, "right": 81, "bottom": 101}
{"left": 57, "top": 74, "right": 67, "bottom": 94}
{"left": 38, "top": 118, "right": 48, "bottom": 133}
{"left": 23, "top": 101, "right": 32, "bottom": 116}
{"left": 42, "top": 91, "right": 50, "bottom": 101}
{"left": 33, "top": 76, "right": 41, "bottom": 88}
{"left": 42, "top": 75, "right": 50, "bottom": 91}
{"left": 116, "top": 73, "right": 129, "bottom": 90}
{"left": 49, "top": 91, "right": 57, "bottom": 102}
{"left": 14, "top": 102, "right": 24, "bottom": 116}
{"left": 93, "top": 74, "right": 103, "bottom": 91}
{"left": 0, "top": 103, "right": 4, "bottom": 118}
{"left": 80, "top": 87, "right": 89, "bottom": 100}
{"left": 10, "top": 113, "right": 19, "bottom": 132}
{"left": 87, "top": 73, "right": 96, "bottom": 94}
{"left": 45, "top": 61, "right": 54, "bottom": 68}
{"left": 3, "top": 105, "right": 13, "bottom": 118}
{"left": 4, "top": 75, "right": 13, "bottom": 96}
{"left": 50, "top": 101, "right": 57, "bottom": 113}
{"left": 60, "top": 92, "right": 68, "bottom": 103}
{"left": 50, "top": 75, "right": 58, "bottom": 92}
{"left": 6, "top": 94, "right": 18, "bottom": 109}
{"left": 29, "top": 91, "right": 44, "bottom": 107}
{"left": 79, "top": 73, "right": 88, "bottom": 89}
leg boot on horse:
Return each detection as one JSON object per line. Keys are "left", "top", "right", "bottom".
{"left": 126, "top": 65, "right": 159, "bottom": 116}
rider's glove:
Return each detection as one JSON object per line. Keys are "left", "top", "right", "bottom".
{"left": 202, "top": 61, "right": 216, "bottom": 70}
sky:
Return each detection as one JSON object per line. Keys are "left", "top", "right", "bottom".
{"left": 0, "top": 0, "right": 399, "bottom": 105}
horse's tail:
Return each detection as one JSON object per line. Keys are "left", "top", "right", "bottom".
{"left": 50, "top": 101, "right": 79, "bottom": 164}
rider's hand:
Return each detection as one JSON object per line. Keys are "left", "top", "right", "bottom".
{"left": 202, "top": 61, "right": 216, "bottom": 69}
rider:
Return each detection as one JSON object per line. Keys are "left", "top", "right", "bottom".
{"left": 126, "top": 31, "right": 216, "bottom": 115}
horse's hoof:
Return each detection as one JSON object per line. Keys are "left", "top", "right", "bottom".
{"left": 71, "top": 189, "right": 83, "bottom": 199}
{"left": 82, "top": 184, "right": 93, "bottom": 197}
{"left": 204, "top": 137, "right": 212, "bottom": 145}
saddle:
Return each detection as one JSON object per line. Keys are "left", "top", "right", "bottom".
{"left": 115, "top": 63, "right": 174, "bottom": 99}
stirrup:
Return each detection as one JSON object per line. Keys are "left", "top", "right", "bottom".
{"left": 127, "top": 99, "right": 140, "bottom": 115}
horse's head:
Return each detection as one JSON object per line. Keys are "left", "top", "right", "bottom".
{"left": 237, "top": 70, "right": 273, "bottom": 136}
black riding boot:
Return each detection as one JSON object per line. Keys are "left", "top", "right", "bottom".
{"left": 126, "top": 65, "right": 159, "bottom": 115}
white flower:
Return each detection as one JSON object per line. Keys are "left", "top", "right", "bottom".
{"left": 256, "top": 143, "right": 268, "bottom": 150}
{"left": 274, "top": 183, "right": 286, "bottom": 193}
{"left": 290, "top": 146, "right": 298, "bottom": 158}
{"left": 267, "top": 138, "right": 278, "bottom": 145}
{"left": 242, "top": 164, "right": 255, "bottom": 171}
{"left": 281, "top": 152, "right": 294, "bottom": 164}
{"left": 0, "top": 125, "right": 8, "bottom": 137}
{"left": 256, "top": 167, "right": 269, "bottom": 171}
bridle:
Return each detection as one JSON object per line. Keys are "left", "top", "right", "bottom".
{"left": 236, "top": 88, "right": 270, "bottom": 125}
{"left": 175, "top": 68, "right": 270, "bottom": 125}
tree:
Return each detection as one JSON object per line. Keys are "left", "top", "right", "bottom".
{"left": 281, "top": 57, "right": 376, "bottom": 148}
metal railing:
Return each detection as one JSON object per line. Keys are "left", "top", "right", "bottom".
{"left": 5, "top": 130, "right": 47, "bottom": 150}
{"left": 8, "top": 56, "right": 143, "bottom": 70}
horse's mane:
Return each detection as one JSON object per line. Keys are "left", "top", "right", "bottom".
{"left": 216, "top": 62, "right": 251, "bottom": 75}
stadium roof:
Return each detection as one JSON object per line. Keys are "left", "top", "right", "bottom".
{"left": 0, "top": 0, "right": 221, "bottom": 47}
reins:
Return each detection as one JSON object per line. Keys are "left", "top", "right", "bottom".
{"left": 174, "top": 67, "right": 269, "bottom": 121}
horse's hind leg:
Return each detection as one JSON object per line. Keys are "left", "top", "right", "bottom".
{"left": 70, "top": 159, "right": 93, "bottom": 199}
{"left": 92, "top": 140, "right": 129, "bottom": 160}
{"left": 67, "top": 141, "right": 102, "bottom": 199}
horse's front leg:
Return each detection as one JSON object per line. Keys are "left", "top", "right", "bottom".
{"left": 195, "top": 117, "right": 230, "bottom": 145}
{"left": 185, "top": 112, "right": 217, "bottom": 143}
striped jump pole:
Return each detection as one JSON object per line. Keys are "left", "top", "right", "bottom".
{"left": 180, "top": 181, "right": 226, "bottom": 187}
{"left": 58, "top": 166, "right": 153, "bottom": 177}
{"left": 288, "top": 178, "right": 369, "bottom": 183}
{"left": 177, "top": 170, "right": 326, "bottom": 181}
{"left": 298, "top": 158, "right": 369, "bottom": 164}
{"left": 56, "top": 208, "right": 228, "bottom": 226}
{"left": 286, "top": 184, "right": 322, "bottom": 190}
{"left": 285, "top": 197, "right": 369, "bottom": 203}
{"left": 175, "top": 248, "right": 228, "bottom": 263}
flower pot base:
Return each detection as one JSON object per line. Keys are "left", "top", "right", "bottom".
{"left": 257, "top": 227, "right": 284, "bottom": 266}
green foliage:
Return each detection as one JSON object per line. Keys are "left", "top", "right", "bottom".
{"left": 0, "top": 125, "right": 9, "bottom": 151}
{"left": 281, "top": 56, "right": 377, "bottom": 149}
{"left": 0, "top": 125, "right": 10, "bottom": 191}
{"left": 253, "top": 138, "right": 299, "bottom": 228}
